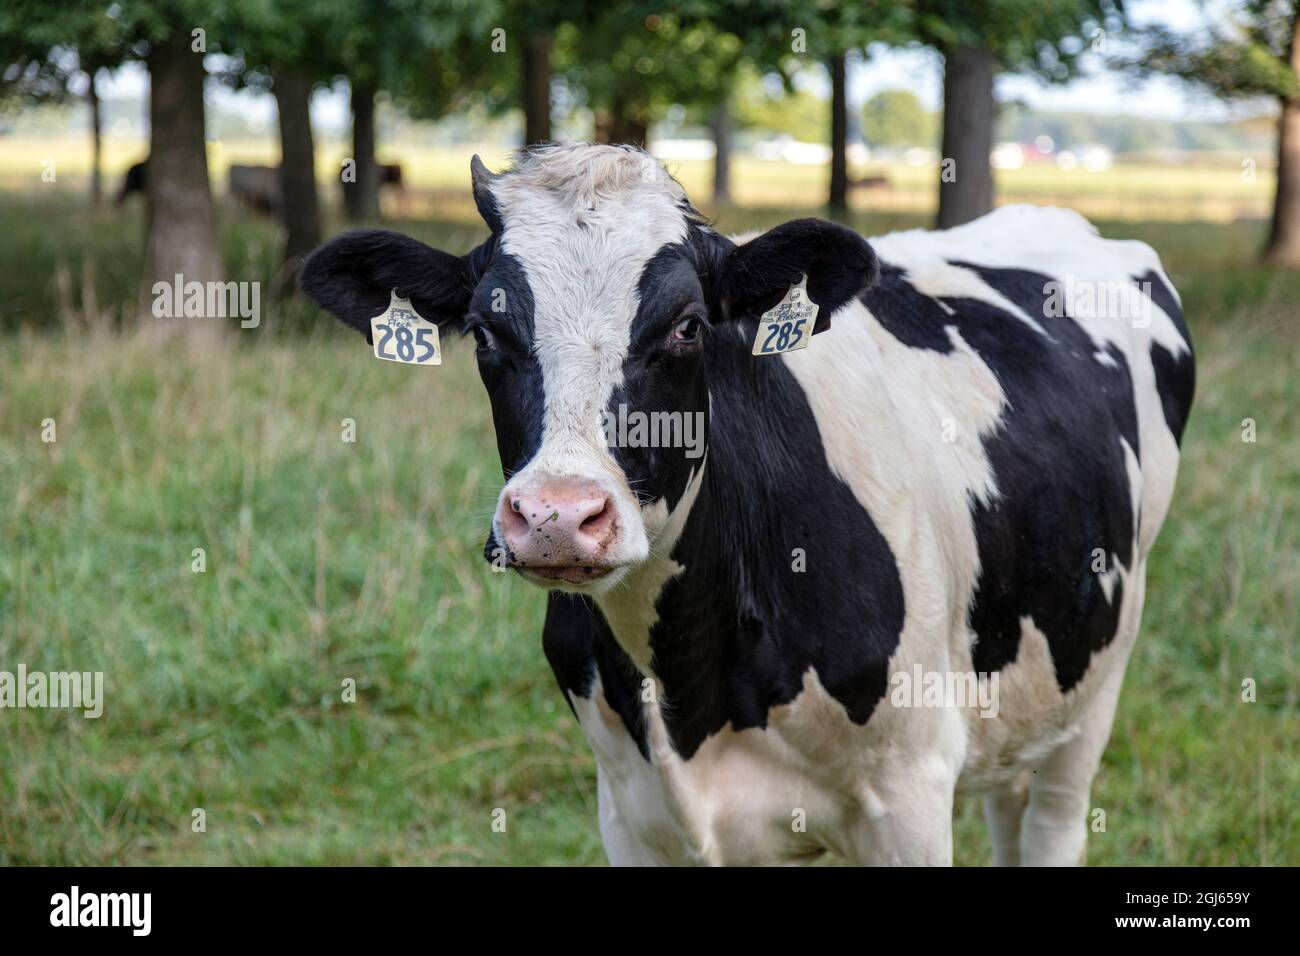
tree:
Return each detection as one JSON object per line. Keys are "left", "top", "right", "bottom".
{"left": 3, "top": 3, "right": 228, "bottom": 328}
{"left": 1131, "top": 2, "right": 1300, "bottom": 265}
{"left": 733, "top": 69, "right": 825, "bottom": 141}
{"left": 396, "top": 1, "right": 562, "bottom": 149}
{"left": 709, "top": 94, "right": 732, "bottom": 203}
{"left": 711, "top": 0, "right": 911, "bottom": 214}
{"left": 521, "top": 33, "right": 552, "bottom": 143}
{"left": 0, "top": 2, "right": 126, "bottom": 207}
{"left": 142, "top": 21, "right": 224, "bottom": 328}
{"left": 512, "top": 1, "right": 571, "bottom": 145}
{"left": 54, "top": 1, "right": 234, "bottom": 330}
{"left": 939, "top": 42, "right": 996, "bottom": 226}
{"left": 217, "top": 0, "right": 337, "bottom": 289}
{"left": 906, "top": 0, "right": 1123, "bottom": 228}
{"left": 862, "top": 88, "right": 937, "bottom": 148}
{"left": 326, "top": 0, "right": 472, "bottom": 221}
{"left": 673, "top": 2, "right": 796, "bottom": 206}
{"left": 829, "top": 52, "right": 848, "bottom": 213}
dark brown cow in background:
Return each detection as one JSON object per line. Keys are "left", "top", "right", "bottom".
{"left": 119, "top": 159, "right": 406, "bottom": 217}
{"left": 228, "top": 164, "right": 281, "bottom": 217}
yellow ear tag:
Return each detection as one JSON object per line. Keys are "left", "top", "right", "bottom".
{"left": 370, "top": 289, "right": 441, "bottom": 366}
{"left": 752, "top": 274, "right": 818, "bottom": 356}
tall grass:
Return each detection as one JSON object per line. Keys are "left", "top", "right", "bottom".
{"left": 0, "top": 193, "right": 1295, "bottom": 864}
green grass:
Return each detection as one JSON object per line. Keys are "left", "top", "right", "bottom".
{"left": 0, "top": 186, "right": 1296, "bottom": 865}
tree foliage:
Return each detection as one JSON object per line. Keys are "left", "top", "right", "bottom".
{"left": 1126, "top": 0, "right": 1299, "bottom": 101}
{"left": 907, "top": 0, "right": 1124, "bottom": 79}
{"left": 861, "top": 88, "right": 937, "bottom": 147}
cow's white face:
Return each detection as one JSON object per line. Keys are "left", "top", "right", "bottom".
{"left": 472, "top": 148, "right": 699, "bottom": 591}
{"left": 300, "top": 144, "right": 878, "bottom": 595}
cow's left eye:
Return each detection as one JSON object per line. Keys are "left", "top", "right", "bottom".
{"left": 471, "top": 325, "right": 496, "bottom": 352}
{"left": 671, "top": 314, "right": 703, "bottom": 344}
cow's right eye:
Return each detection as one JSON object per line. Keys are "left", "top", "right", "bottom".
{"left": 671, "top": 315, "right": 703, "bottom": 344}
{"left": 472, "top": 325, "right": 496, "bottom": 353}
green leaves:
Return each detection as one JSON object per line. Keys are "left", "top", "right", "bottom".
{"left": 1130, "top": 9, "right": 1300, "bottom": 102}
{"left": 909, "top": 0, "right": 1124, "bottom": 79}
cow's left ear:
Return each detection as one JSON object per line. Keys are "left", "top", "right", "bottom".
{"left": 299, "top": 228, "right": 471, "bottom": 342}
{"left": 715, "top": 219, "right": 878, "bottom": 334}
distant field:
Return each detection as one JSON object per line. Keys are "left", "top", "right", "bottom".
{"left": 0, "top": 132, "right": 1274, "bottom": 224}
{"left": 0, "top": 185, "right": 1296, "bottom": 864}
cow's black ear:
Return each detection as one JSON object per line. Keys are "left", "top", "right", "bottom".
{"left": 717, "top": 219, "right": 878, "bottom": 334}
{"left": 299, "top": 229, "right": 470, "bottom": 341}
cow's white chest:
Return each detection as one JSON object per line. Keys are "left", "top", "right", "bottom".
{"left": 570, "top": 671, "right": 885, "bottom": 866}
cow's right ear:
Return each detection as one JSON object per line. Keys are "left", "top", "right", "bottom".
{"left": 713, "top": 219, "right": 878, "bottom": 336}
{"left": 299, "top": 229, "right": 470, "bottom": 340}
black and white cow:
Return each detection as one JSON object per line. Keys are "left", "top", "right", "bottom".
{"left": 300, "top": 143, "right": 1195, "bottom": 866}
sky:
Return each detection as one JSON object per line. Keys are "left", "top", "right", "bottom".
{"left": 94, "top": 0, "right": 1261, "bottom": 135}
{"left": 849, "top": 0, "right": 1244, "bottom": 120}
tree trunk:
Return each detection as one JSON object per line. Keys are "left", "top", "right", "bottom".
{"left": 87, "top": 72, "right": 102, "bottom": 207}
{"left": 273, "top": 69, "right": 322, "bottom": 287}
{"left": 828, "top": 53, "right": 848, "bottom": 215}
{"left": 521, "top": 34, "right": 552, "bottom": 145}
{"left": 344, "top": 82, "right": 379, "bottom": 221}
{"left": 711, "top": 97, "right": 732, "bottom": 206}
{"left": 608, "top": 114, "right": 648, "bottom": 147}
{"left": 1264, "top": 16, "right": 1300, "bottom": 265}
{"left": 937, "top": 44, "right": 996, "bottom": 229}
{"left": 1266, "top": 96, "right": 1300, "bottom": 265}
{"left": 600, "top": 91, "right": 649, "bottom": 147}
{"left": 142, "top": 28, "right": 224, "bottom": 328}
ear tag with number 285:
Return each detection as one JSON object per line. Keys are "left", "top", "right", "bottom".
{"left": 370, "top": 289, "right": 441, "bottom": 366}
{"left": 752, "top": 274, "right": 819, "bottom": 356}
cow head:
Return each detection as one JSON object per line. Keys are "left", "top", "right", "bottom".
{"left": 300, "top": 144, "right": 877, "bottom": 595}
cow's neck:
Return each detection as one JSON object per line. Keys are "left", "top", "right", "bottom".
{"left": 591, "top": 334, "right": 906, "bottom": 760}
{"left": 592, "top": 452, "right": 743, "bottom": 758}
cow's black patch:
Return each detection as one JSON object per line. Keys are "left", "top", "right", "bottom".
{"left": 607, "top": 245, "right": 711, "bottom": 513}
{"left": 866, "top": 259, "right": 1146, "bottom": 691}
{"left": 861, "top": 264, "right": 960, "bottom": 352}
{"left": 469, "top": 251, "right": 543, "bottom": 481}
{"left": 1134, "top": 269, "right": 1195, "bottom": 445}
{"left": 543, "top": 594, "right": 651, "bottom": 758}
{"left": 544, "top": 319, "right": 907, "bottom": 760}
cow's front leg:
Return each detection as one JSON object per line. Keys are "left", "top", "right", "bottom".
{"left": 594, "top": 768, "right": 671, "bottom": 866}
{"left": 846, "top": 763, "right": 957, "bottom": 866}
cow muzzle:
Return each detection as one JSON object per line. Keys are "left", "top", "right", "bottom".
{"left": 492, "top": 477, "right": 639, "bottom": 586}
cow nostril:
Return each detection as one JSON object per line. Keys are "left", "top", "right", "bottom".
{"left": 579, "top": 498, "right": 614, "bottom": 538}
{"left": 502, "top": 497, "right": 530, "bottom": 537}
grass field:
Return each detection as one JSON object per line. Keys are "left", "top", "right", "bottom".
{"left": 0, "top": 170, "right": 1297, "bottom": 864}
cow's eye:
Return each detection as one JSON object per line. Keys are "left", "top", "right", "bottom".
{"left": 472, "top": 325, "right": 496, "bottom": 352}
{"left": 671, "top": 314, "right": 703, "bottom": 345}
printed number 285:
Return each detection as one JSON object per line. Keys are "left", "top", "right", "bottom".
{"left": 761, "top": 318, "right": 806, "bottom": 353}
{"left": 375, "top": 323, "right": 436, "bottom": 362}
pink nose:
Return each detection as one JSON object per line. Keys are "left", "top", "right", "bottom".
{"left": 496, "top": 483, "right": 617, "bottom": 570}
